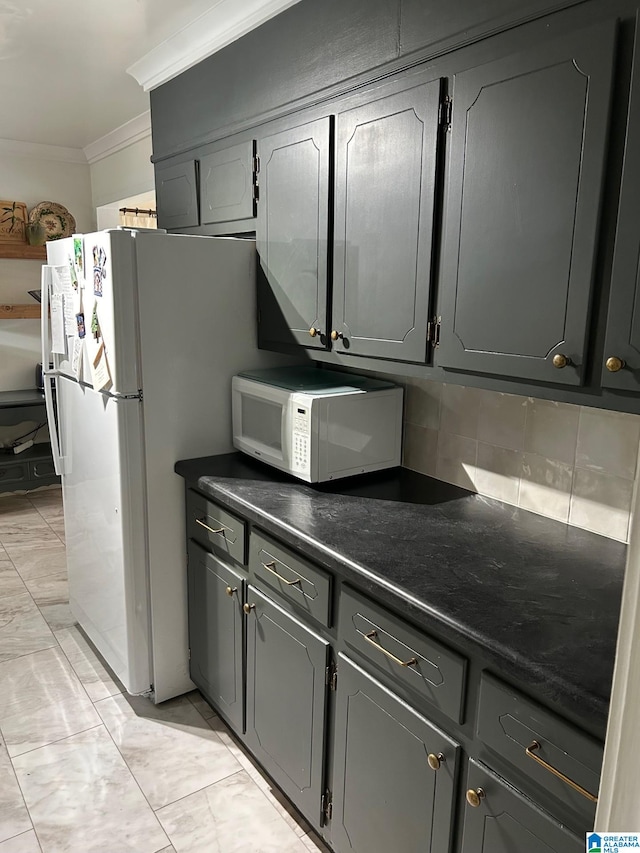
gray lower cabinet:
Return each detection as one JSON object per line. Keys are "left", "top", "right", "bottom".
{"left": 183, "top": 493, "right": 601, "bottom": 853}
{"left": 332, "top": 654, "right": 459, "bottom": 853}
{"left": 186, "top": 540, "right": 244, "bottom": 732}
{"left": 331, "top": 75, "right": 442, "bottom": 362}
{"left": 256, "top": 116, "right": 332, "bottom": 351}
{"left": 460, "top": 760, "right": 582, "bottom": 853}
{"left": 155, "top": 159, "right": 200, "bottom": 229}
{"left": 438, "top": 20, "right": 617, "bottom": 385}
{"left": 244, "top": 584, "right": 330, "bottom": 826}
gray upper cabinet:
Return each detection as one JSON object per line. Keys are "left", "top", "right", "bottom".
{"left": 399, "top": 0, "right": 586, "bottom": 57}
{"left": 155, "top": 159, "right": 200, "bottom": 230}
{"left": 200, "top": 140, "right": 257, "bottom": 226}
{"left": 187, "top": 541, "right": 244, "bottom": 732}
{"left": 332, "top": 655, "right": 459, "bottom": 853}
{"left": 437, "top": 21, "right": 617, "bottom": 385}
{"left": 256, "top": 116, "right": 332, "bottom": 350}
{"left": 460, "top": 760, "right": 582, "bottom": 853}
{"left": 244, "top": 585, "right": 329, "bottom": 827}
{"left": 602, "top": 13, "right": 640, "bottom": 392}
{"left": 331, "top": 76, "right": 442, "bottom": 362}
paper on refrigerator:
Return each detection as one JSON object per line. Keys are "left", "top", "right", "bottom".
{"left": 50, "top": 293, "right": 66, "bottom": 354}
{"left": 71, "top": 337, "right": 83, "bottom": 379}
{"left": 51, "top": 264, "right": 79, "bottom": 336}
{"left": 90, "top": 342, "right": 112, "bottom": 391}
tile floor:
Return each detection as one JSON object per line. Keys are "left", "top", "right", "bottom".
{"left": 0, "top": 487, "right": 330, "bottom": 853}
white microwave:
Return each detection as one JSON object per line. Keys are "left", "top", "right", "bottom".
{"left": 232, "top": 367, "right": 403, "bottom": 483}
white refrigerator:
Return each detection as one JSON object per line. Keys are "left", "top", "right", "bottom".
{"left": 42, "top": 229, "right": 287, "bottom": 702}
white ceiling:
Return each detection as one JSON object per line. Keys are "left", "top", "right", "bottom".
{"left": 0, "top": 0, "right": 299, "bottom": 151}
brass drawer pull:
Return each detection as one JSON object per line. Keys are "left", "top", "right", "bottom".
{"left": 195, "top": 517, "right": 226, "bottom": 537}
{"left": 261, "top": 560, "right": 302, "bottom": 587}
{"left": 363, "top": 630, "right": 417, "bottom": 668}
{"left": 225, "top": 586, "right": 237, "bottom": 597}
{"left": 525, "top": 741, "right": 598, "bottom": 803}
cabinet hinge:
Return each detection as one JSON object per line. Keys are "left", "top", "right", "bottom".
{"left": 252, "top": 156, "right": 260, "bottom": 203}
{"left": 321, "top": 789, "right": 333, "bottom": 823}
{"left": 439, "top": 96, "right": 452, "bottom": 131}
{"left": 188, "top": 648, "right": 191, "bottom": 661}
{"left": 427, "top": 316, "right": 442, "bottom": 348}
{"left": 325, "top": 661, "right": 338, "bottom": 691}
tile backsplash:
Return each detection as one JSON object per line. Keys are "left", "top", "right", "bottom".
{"left": 399, "top": 378, "right": 639, "bottom": 542}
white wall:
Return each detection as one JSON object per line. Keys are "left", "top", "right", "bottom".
{"left": 0, "top": 152, "right": 92, "bottom": 392}
{"left": 0, "top": 130, "right": 155, "bottom": 393}
{"left": 89, "top": 136, "right": 154, "bottom": 209}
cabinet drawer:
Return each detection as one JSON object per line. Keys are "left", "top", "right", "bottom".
{"left": 249, "top": 530, "right": 332, "bottom": 627}
{"left": 0, "top": 460, "right": 27, "bottom": 485}
{"left": 339, "top": 586, "right": 466, "bottom": 723}
{"left": 476, "top": 674, "right": 601, "bottom": 823}
{"left": 188, "top": 490, "right": 246, "bottom": 565}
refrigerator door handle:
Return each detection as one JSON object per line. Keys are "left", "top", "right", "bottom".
{"left": 43, "top": 372, "right": 65, "bottom": 476}
{"left": 40, "top": 265, "right": 53, "bottom": 371}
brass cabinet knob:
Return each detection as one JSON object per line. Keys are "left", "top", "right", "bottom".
{"left": 330, "top": 330, "right": 343, "bottom": 341}
{"left": 309, "top": 327, "right": 320, "bottom": 338}
{"left": 225, "top": 586, "right": 237, "bottom": 597}
{"left": 552, "top": 353, "right": 570, "bottom": 369}
{"left": 427, "top": 753, "right": 445, "bottom": 771}
{"left": 466, "top": 788, "right": 486, "bottom": 808}
{"left": 243, "top": 603, "right": 255, "bottom": 615}
{"left": 605, "top": 356, "right": 625, "bottom": 373}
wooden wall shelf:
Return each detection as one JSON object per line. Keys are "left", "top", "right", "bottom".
{"left": 0, "top": 304, "right": 40, "bottom": 319}
{"left": 0, "top": 243, "right": 47, "bottom": 260}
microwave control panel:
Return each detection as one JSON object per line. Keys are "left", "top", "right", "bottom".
{"left": 291, "top": 403, "right": 311, "bottom": 475}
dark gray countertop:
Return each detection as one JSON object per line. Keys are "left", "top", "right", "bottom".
{"left": 175, "top": 453, "right": 627, "bottom": 739}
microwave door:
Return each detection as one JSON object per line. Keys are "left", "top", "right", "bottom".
{"left": 232, "top": 378, "right": 291, "bottom": 472}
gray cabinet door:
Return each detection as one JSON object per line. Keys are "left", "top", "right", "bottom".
{"left": 256, "top": 117, "right": 331, "bottom": 350}
{"left": 187, "top": 541, "right": 244, "bottom": 732}
{"left": 460, "top": 760, "right": 582, "bottom": 853}
{"left": 200, "top": 140, "right": 256, "bottom": 225}
{"left": 332, "top": 77, "right": 442, "bottom": 362}
{"left": 244, "top": 585, "right": 329, "bottom": 825}
{"left": 438, "top": 22, "right": 616, "bottom": 385}
{"left": 332, "top": 655, "right": 459, "bottom": 853}
{"left": 602, "top": 13, "right": 640, "bottom": 391}
{"left": 155, "top": 160, "right": 199, "bottom": 229}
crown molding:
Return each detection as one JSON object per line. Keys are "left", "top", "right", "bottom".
{"left": 127, "top": 0, "right": 302, "bottom": 92}
{"left": 83, "top": 111, "right": 152, "bottom": 164}
{"left": 0, "top": 138, "right": 86, "bottom": 164}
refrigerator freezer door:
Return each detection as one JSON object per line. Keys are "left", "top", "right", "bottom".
{"left": 58, "top": 376, "right": 151, "bottom": 694}
{"left": 46, "top": 231, "right": 141, "bottom": 394}
{"left": 42, "top": 241, "right": 85, "bottom": 382}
